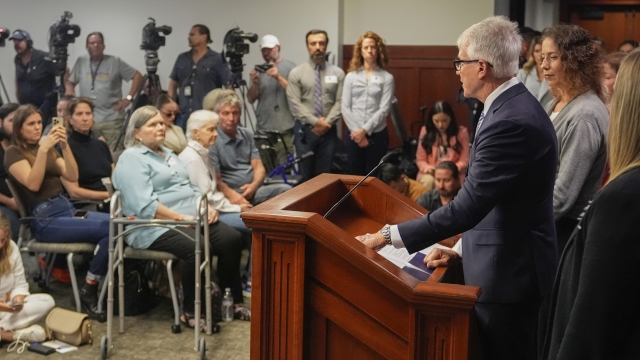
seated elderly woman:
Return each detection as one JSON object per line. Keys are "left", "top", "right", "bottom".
{"left": 178, "top": 110, "right": 252, "bottom": 236}
{"left": 60, "top": 97, "right": 113, "bottom": 204}
{"left": 4, "top": 104, "right": 110, "bottom": 321}
{"left": 112, "top": 106, "right": 250, "bottom": 326}
{"left": 0, "top": 213, "right": 55, "bottom": 346}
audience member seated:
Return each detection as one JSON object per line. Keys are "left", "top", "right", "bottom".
{"left": 541, "top": 25, "right": 609, "bottom": 254}
{"left": 602, "top": 52, "right": 627, "bottom": 110}
{"left": 112, "top": 106, "right": 250, "bottom": 325}
{"left": 0, "top": 213, "right": 55, "bottom": 346}
{"left": 416, "top": 161, "right": 461, "bottom": 211}
{"left": 4, "top": 105, "right": 110, "bottom": 321}
{"left": 43, "top": 96, "right": 107, "bottom": 142}
{"left": 155, "top": 94, "right": 187, "bottom": 154}
{"left": 415, "top": 100, "right": 469, "bottom": 190}
{"left": 202, "top": 89, "right": 223, "bottom": 111}
{"left": 60, "top": 97, "right": 113, "bottom": 204}
{"left": 0, "top": 104, "right": 21, "bottom": 237}
{"left": 618, "top": 39, "right": 638, "bottom": 53}
{"left": 377, "top": 163, "right": 427, "bottom": 203}
{"left": 179, "top": 110, "right": 252, "bottom": 236}
{"left": 209, "top": 90, "right": 290, "bottom": 206}
{"left": 539, "top": 49, "right": 640, "bottom": 360}
{"left": 517, "top": 36, "right": 552, "bottom": 106}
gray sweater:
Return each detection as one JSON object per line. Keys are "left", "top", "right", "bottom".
{"left": 545, "top": 91, "right": 609, "bottom": 220}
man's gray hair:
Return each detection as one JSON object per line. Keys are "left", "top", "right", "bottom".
{"left": 124, "top": 105, "right": 160, "bottom": 148}
{"left": 457, "top": 16, "right": 521, "bottom": 78}
{"left": 186, "top": 110, "right": 219, "bottom": 140}
{"left": 213, "top": 90, "right": 243, "bottom": 113}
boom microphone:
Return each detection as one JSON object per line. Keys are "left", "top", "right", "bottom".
{"left": 323, "top": 150, "right": 400, "bottom": 218}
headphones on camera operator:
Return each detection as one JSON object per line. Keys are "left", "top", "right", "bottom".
{"left": 10, "top": 29, "right": 33, "bottom": 48}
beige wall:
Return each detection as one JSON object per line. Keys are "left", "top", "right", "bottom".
{"left": 342, "top": 0, "right": 495, "bottom": 45}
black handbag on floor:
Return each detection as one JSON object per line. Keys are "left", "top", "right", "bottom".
{"left": 110, "top": 260, "right": 158, "bottom": 316}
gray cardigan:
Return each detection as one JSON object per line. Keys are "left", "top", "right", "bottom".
{"left": 545, "top": 91, "right": 609, "bottom": 220}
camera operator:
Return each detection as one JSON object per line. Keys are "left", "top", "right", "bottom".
{"left": 65, "top": 32, "right": 143, "bottom": 150}
{"left": 9, "top": 30, "right": 57, "bottom": 121}
{"left": 168, "top": 24, "right": 230, "bottom": 130}
{"left": 247, "top": 35, "right": 296, "bottom": 164}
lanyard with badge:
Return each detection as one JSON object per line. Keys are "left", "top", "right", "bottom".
{"left": 90, "top": 59, "right": 103, "bottom": 99}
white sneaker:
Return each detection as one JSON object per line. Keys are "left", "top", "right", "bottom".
{"left": 13, "top": 324, "right": 47, "bottom": 343}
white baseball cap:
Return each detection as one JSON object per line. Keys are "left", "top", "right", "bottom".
{"left": 260, "top": 35, "right": 280, "bottom": 49}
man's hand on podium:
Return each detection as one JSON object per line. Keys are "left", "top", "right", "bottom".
{"left": 424, "top": 248, "right": 461, "bottom": 268}
{"left": 356, "top": 232, "right": 386, "bottom": 251}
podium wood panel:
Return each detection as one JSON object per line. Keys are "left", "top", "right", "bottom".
{"left": 243, "top": 174, "right": 481, "bottom": 360}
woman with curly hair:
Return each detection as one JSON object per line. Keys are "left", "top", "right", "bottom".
{"left": 539, "top": 49, "right": 640, "bottom": 360}
{"left": 540, "top": 25, "right": 609, "bottom": 253}
{"left": 341, "top": 31, "right": 394, "bottom": 175}
{"left": 415, "top": 100, "right": 469, "bottom": 190}
{"left": 516, "top": 36, "right": 552, "bottom": 105}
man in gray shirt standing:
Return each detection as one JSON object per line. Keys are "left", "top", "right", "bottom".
{"left": 66, "top": 32, "right": 142, "bottom": 150}
{"left": 248, "top": 35, "right": 296, "bottom": 165}
{"left": 286, "top": 29, "right": 345, "bottom": 183}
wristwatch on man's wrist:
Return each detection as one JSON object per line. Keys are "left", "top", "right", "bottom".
{"left": 125, "top": 94, "right": 133, "bottom": 101}
{"left": 379, "top": 224, "right": 392, "bottom": 246}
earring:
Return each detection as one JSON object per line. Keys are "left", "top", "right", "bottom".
{"left": 137, "top": 138, "right": 142, "bottom": 142}
{"left": 196, "top": 135, "right": 200, "bottom": 140}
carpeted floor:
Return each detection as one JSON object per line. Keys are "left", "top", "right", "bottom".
{"left": 2, "top": 251, "right": 251, "bottom": 360}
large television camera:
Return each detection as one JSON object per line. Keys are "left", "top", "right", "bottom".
{"left": 223, "top": 27, "right": 258, "bottom": 86}
{"left": 0, "top": 28, "right": 9, "bottom": 47}
{"left": 48, "top": 11, "right": 81, "bottom": 76}
{"left": 141, "top": 18, "right": 171, "bottom": 51}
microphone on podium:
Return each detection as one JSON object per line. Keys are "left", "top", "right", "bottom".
{"left": 323, "top": 150, "right": 400, "bottom": 218}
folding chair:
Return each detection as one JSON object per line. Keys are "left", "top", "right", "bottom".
{"left": 100, "top": 191, "right": 212, "bottom": 360}
{"left": 6, "top": 178, "right": 97, "bottom": 313}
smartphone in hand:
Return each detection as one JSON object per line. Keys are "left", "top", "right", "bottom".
{"left": 52, "top": 117, "right": 64, "bottom": 128}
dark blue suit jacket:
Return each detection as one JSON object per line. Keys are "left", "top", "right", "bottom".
{"left": 399, "top": 82, "right": 558, "bottom": 303}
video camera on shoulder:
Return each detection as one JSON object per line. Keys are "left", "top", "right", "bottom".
{"left": 254, "top": 63, "right": 273, "bottom": 73}
{"left": 0, "top": 27, "right": 9, "bottom": 47}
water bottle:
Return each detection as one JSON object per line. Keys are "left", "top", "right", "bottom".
{"left": 222, "top": 288, "right": 234, "bottom": 322}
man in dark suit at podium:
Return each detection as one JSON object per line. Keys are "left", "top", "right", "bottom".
{"left": 357, "top": 16, "right": 558, "bottom": 360}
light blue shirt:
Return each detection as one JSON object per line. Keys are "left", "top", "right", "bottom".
{"left": 341, "top": 68, "right": 394, "bottom": 135}
{"left": 112, "top": 145, "right": 201, "bottom": 249}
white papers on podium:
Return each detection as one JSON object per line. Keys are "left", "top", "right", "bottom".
{"left": 377, "top": 242, "right": 451, "bottom": 281}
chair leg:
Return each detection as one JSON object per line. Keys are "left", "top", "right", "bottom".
{"left": 44, "top": 253, "right": 57, "bottom": 289}
{"left": 166, "top": 260, "right": 180, "bottom": 327}
{"left": 67, "top": 253, "right": 82, "bottom": 313}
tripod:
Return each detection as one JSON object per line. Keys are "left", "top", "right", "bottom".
{"left": 0, "top": 71, "right": 11, "bottom": 105}
{"left": 114, "top": 50, "right": 163, "bottom": 151}
{"left": 229, "top": 72, "right": 256, "bottom": 132}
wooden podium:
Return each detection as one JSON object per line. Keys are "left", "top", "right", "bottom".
{"left": 242, "top": 174, "right": 481, "bottom": 360}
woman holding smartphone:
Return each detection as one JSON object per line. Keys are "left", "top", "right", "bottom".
{"left": 4, "top": 104, "right": 110, "bottom": 321}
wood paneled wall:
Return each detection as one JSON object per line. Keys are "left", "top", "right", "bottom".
{"left": 342, "top": 45, "right": 469, "bottom": 148}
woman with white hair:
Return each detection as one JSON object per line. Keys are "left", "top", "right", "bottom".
{"left": 178, "top": 110, "right": 252, "bottom": 235}
{"left": 113, "top": 106, "right": 250, "bottom": 326}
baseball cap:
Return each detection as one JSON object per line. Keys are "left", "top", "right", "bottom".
{"left": 260, "top": 35, "right": 280, "bottom": 49}
{"left": 9, "top": 29, "right": 31, "bottom": 42}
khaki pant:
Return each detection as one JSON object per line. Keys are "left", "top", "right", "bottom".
{"left": 94, "top": 118, "right": 125, "bottom": 151}
{"left": 266, "top": 130, "right": 294, "bottom": 165}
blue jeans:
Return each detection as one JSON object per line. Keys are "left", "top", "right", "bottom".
{"left": 0, "top": 204, "right": 20, "bottom": 240}
{"left": 31, "top": 196, "right": 110, "bottom": 276}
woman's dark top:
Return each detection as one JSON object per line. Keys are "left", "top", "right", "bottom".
{"left": 67, "top": 130, "right": 112, "bottom": 191}
{"left": 539, "top": 167, "right": 640, "bottom": 360}
{"left": 4, "top": 144, "right": 63, "bottom": 210}
{"left": 0, "top": 145, "right": 12, "bottom": 198}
